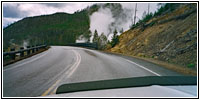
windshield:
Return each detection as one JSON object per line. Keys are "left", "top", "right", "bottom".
{"left": 3, "top": 2, "right": 197, "bottom": 98}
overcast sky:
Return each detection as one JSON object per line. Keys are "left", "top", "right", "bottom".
{"left": 3, "top": 2, "right": 159, "bottom": 27}
{"left": 3, "top": 3, "right": 95, "bottom": 27}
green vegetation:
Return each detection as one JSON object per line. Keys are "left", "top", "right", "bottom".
{"left": 3, "top": 3, "right": 119, "bottom": 50}
{"left": 92, "top": 30, "right": 99, "bottom": 43}
{"left": 154, "top": 3, "right": 178, "bottom": 16}
{"left": 187, "top": 63, "right": 195, "bottom": 68}
{"left": 92, "top": 30, "right": 108, "bottom": 50}
{"left": 3, "top": 9, "right": 91, "bottom": 49}
{"left": 110, "top": 29, "right": 119, "bottom": 47}
{"left": 130, "top": 3, "right": 180, "bottom": 29}
{"left": 142, "top": 12, "right": 153, "bottom": 23}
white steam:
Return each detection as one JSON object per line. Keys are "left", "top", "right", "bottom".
{"left": 76, "top": 35, "right": 88, "bottom": 43}
{"left": 89, "top": 3, "right": 158, "bottom": 42}
{"left": 89, "top": 7, "right": 115, "bottom": 42}
{"left": 22, "top": 40, "right": 29, "bottom": 49}
{"left": 90, "top": 7, "right": 115, "bottom": 36}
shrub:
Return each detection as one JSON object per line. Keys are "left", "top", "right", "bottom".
{"left": 130, "top": 3, "right": 179, "bottom": 30}
{"left": 187, "top": 63, "right": 195, "bottom": 68}
{"left": 149, "top": 21, "right": 156, "bottom": 27}
{"left": 110, "top": 29, "right": 119, "bottom": 47}
{"left": 154, "top": 3, "right": 178, "bottom": 16}
{"left": 111, "top": 35, "right": 119, "bottom": 47}
{"left": 143, "top": 13, "right": 153, "bottom": 22}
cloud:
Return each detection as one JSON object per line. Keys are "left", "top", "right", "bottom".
{"left": 3, "top": 3, "right": 94, "bottom": 18}
{"left": 3, "top": 3, "right": 29, "bottom": 18}
{"left": 3, "top": 3, "right": 94, "bottom": 27}
{"left": 3, "top": 17, "right": 22, "bottom": 27}
{"left": 41, "top": 3, "right": 70, "bottom": 8}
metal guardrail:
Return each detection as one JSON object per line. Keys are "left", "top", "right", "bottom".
{"left": 66, "top": 43, "right": 98, "bottom": 49}
{"left": 3, "top": 45, "right": 47, "bottom": 60}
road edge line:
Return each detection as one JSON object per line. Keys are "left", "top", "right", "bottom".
{"left": 125, "top": 59, "right": 161, "bottom": 76}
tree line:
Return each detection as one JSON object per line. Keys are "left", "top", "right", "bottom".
{"left": 92, "top": 29, "right": 119, "bottom": 50}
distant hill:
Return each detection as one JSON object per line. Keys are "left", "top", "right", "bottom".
{"left": 3, "top": 9, "right": 91, "bottom": 49}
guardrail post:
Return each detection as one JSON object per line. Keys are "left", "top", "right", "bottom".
{"left": 20, "top": 47, "right": 24, "bottom": 57}
{"left": 95, "top": 43, "right": 98, "bottom": 50}
{"left": 32, "top": 46, "right": 35, "bottom": 53}
{"left": 44, "top": 45, "right": 47, "bottom": 49}
{"left": 36, "top": 45, "right": 39, "bottom": 52}
{"left": 10, "top": 48, "right": 15, "bottom": 60}
{"left": 27, "top": 46, "right": 31, "bottom": 55}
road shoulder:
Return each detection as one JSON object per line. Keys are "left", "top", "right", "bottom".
{"left": 100, "top": 50, "right": 196, "bottom": 76}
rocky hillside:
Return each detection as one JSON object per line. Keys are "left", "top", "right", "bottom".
{"left": 110, "top": 4, "right": 197, "bottom": 70}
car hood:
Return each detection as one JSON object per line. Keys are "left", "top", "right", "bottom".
{"left": 44, "top": 85, "right": 197, "bottom": 97}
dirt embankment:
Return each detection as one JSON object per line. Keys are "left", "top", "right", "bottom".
{"left": 108, "top": 4, "right": 197, "bottom": 74}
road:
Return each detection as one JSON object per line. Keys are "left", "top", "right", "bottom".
{"left": 3, "top": 46, "right": 182, "bottom": 97}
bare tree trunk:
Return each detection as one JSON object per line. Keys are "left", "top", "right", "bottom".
{"left": 131, "top": 17, "right": 133, "bottom": 25}
{"left": 148, "top": 3, "right": 150, "bottom": 15}
{"left": 133, "top": 3, "right": 137, "bottom": 25}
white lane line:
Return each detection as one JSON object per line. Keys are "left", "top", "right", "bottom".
{"left": 125, "top": 59, "right": 161, "bottom": 76}
{"left": 4, "top": 51, "right": 49, "bottom": 72}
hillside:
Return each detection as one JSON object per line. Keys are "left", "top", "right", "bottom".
{"left": 109, "top": 4, "right": 197, "bottom": 71}
{"left": 3, "top": 3, "right": 124, "bottom": 50}
{"left": 3, "top": 10, "right": 90, "bottom": 49}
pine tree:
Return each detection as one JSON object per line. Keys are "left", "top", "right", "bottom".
{"left": 92, "top": 29, "right": 98, "bottom": 43}
{"left": 98, "top": 33, "right": 107, "bottom": 50}
{"left": 111, "top": 29, "right": 119, "bottom": 47}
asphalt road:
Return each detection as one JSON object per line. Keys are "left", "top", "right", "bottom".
{"left": 3, "top": 46, "right": 182, "bottom": 97}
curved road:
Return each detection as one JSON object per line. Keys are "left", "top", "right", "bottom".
{"left": 3, "top": 46, "right": 182, "bottom": 97}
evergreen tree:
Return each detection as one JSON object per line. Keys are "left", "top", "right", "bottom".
{"left": 92, "top": 29, "right": 99, "bottom": 43}
{"left": 142, "top": 11, "right": 147, "bottom": 19}
{"left": 98, "top": 33, "right": 108, "bottom": 49}
{"left": 84, "top": 30, "right": 92, "bottom": 42}
{"left": 111, "top": 29, "right": 119, "bottom": 47}
{"left": 100, "top": 33, "right": 107, "bottom": 44}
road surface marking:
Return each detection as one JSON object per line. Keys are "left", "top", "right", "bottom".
{"left": 4, "top": 51, "right": 49, "bottom": 72}
{"left": 50, "top": 50, "right": 81, "bottom": 95}
{"left": 50, "top": 87, "right": 57, "bottom": 95}
{"left": 125, "top": 59, "right": 161, "bottom": 76}
{"left": 41, "top": 79, "right": 61, "bottom": 96}
{"left": 65, "top": 50, "right": 81, "bottom": 77}
{"left": 41, "top": 49, "right": 81, "bottom": 96}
